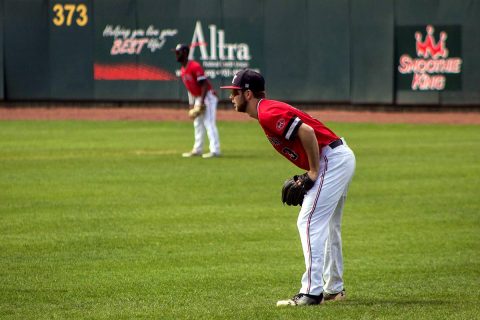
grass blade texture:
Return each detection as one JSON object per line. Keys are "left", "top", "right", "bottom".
{"left": 0, "top": 120, "right": 479, "bottom": 319}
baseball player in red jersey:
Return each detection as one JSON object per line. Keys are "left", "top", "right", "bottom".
{"left": 174, "top": 44, "right": 221, "bottom": 158}
{"left": 221, "top": 69, "right": 356, "bottom": 306}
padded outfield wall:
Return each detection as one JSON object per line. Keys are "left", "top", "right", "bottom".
{"left": 0, "top": 0, "right": 479, "bottom": 106}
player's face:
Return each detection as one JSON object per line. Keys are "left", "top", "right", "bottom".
{"left": 230, "top": 89, "right": 248, "bottom": 113}
{"left": 175, "top": 50, "right": 187, "bottom": 62}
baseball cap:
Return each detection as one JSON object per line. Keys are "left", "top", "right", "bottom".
{"left": 173, "top": 43, "right": 189, "bottom": 52}
{"left": 220, "top": 69, "right": 265, "bottom": 91}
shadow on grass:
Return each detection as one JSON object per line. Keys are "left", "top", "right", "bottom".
{"left": 180, "top": 153, "right": 266, "bottom": 160}
{"left": 344, "top": 299, "right": 449, "bottom": 306}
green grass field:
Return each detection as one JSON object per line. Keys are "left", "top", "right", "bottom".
{"left": 0, "top": 120, "right": 479, "bottom": 319}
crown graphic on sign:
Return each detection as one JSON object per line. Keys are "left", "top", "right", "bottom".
{"left": 415, "top": 25, "right": 448, "bottom": 59}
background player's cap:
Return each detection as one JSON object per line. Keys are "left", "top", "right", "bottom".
{"left": 173, "top": 43, "right": 189, "bottom": 52}
{"left": 220, "top": 69, "right": 265, "bottom": 91}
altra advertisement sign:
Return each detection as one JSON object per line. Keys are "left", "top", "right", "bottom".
{"left": 95, "top": 20, "right": 259, "bottom": 81}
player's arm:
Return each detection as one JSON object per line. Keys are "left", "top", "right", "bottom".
{"left": 297, "top": 123, "right": 320, "bottom": 181}
{"left": 193, "top": 63, "right": 209, "bottom": 105}
{"left": 198, "top": 79, "right": 209, "bottom": 105}
{"left": 187, "top": 92, "right": 194, "bottom": 107}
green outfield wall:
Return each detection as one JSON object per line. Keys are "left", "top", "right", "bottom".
{"left": 0, "top": 0, "right": 479, "bottom": 106}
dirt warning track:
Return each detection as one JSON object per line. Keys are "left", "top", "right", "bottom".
{"left": 1, "top": 106, "right": 479, "bottom": 125}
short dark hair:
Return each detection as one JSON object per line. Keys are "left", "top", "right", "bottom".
{"left": 252, "top": 91, "right": 266, "bottom": 99}
{"left": 175, "top": 43, "right": 190, "bottom": 54}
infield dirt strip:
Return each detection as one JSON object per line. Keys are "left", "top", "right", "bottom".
{"left": 0, "top": 107, "right": 479, "bottom": 124}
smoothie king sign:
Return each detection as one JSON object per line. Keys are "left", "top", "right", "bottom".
{"left": 396, "top": 25, "right": 462, "bottom": 91}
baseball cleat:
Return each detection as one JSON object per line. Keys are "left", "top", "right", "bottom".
{"left": 323, "top": 289, "right": 346, "bottom": 301}
{"left": 276, "top": 293, "right": 323, "bottom": 307}
{"left": 182, "top": 151, "right": 202, "bottom": 158}
{"left": 202, "top": 152, "right": 221, "bottom": 158}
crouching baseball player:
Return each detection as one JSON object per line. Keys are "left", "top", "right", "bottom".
{"left": 174, "top": 43, "right": 221, "bottom": 158}
{"left": 221, "top": 69, "right": 355, "bottom": 306}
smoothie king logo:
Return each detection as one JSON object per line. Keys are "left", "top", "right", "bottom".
{"left": 398, "top": 25, "right": 462, "bottom": 90}
{"left": 176, "top": 21, "right": 258, "bottom": 79}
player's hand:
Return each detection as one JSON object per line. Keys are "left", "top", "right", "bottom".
{"left": 282, "top": 173, "right": 315, "bottom": 206}
{"left": 296, "top": 171, "right": 317, "bottom": 186}
{"left": 307, "top": 170, "right": 318, "bottom": 182}
{"left": 188, "top": 104, "right": 206, "bottom": 119}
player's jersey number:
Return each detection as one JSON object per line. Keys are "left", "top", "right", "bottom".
{"left": 52, "top": 3, "right": 88, "bottom": 27}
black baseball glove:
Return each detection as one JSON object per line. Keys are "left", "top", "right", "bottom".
{"left": 281, "top": 173, "right": 315, "bottom": 206}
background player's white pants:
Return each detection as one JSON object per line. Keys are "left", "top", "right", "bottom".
{"left": 297, "top": 139, "right": 355, "bottom": 296}
{"left": 192, "top": 91, "right": 221, "bottom": 154}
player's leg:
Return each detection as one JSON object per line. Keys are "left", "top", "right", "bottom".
{"left": 296, "top": 155, "right": 333, "bottom": 296}
{"left": 189, "top": 97, "right": 205, "bottom": 153}
{"left": 182, "top": 113, "right": 204, "bottom": 157}
{"left": 297, "top": 203, "right": 331, "bottom": 296}
{"left": 192, "top": 115, "right": 205, "bottom": 152}
{"left": 322, "top": 191, "right": 347, "bottom": 298}
{"left": 297, "top": 145, "right": 355, "bottom": 296}
{"left": 323, "top": 144, "right": 355, "bottom": 300}
{"left": 277, "top": 162, "right": 331, "bottom": 306}
{"left": 202, "top": 91, "right": 221, "bottom": 157}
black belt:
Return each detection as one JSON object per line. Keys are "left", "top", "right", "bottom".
{"left": 328, "top": 139, "right": 343, "bottom": 149}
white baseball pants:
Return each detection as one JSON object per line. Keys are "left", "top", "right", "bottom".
{"left": 297, "top": 138, "right": 355, "bottom": 296}
{"left": 191, "top": 90, "right": 221, "bottom": 154}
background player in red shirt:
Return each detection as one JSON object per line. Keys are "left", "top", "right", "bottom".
{"left": 174, "top": 44, "right": 221, "bottom": 158}
{"left": 221, "top": 69, "right": 356, "bottom": 306}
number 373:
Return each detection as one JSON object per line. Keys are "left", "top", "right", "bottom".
{"left": 52, "top": 3, "right": 88, "bottom": 27}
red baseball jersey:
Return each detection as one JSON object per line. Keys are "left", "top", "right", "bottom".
{"left": 257, "top": 99, "right": 340, "bottom": 170}
{"left": 180, "top": 60, "right": 212, "bottom": 97}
